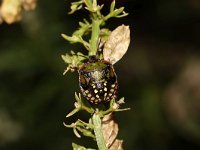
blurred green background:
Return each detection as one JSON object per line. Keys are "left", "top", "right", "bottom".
{"left": 0, "top": 0, "right": 200, "bottom": 149}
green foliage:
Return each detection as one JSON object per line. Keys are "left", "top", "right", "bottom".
{"left": 61, "top": 0, "right": 128, "bottom": 71}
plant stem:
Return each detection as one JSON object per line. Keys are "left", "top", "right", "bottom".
{"left": 92, "top": 112, "right": 107, "bottom": 150}
{"left": 89, "top": 19, "right": 100, "bottom": 56}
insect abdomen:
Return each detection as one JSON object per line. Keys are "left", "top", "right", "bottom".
{"left": 79, "top": 61, "right": 118, "bottom": 105}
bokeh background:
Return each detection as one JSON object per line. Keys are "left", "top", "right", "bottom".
{"left": 0, "top": 0, "right": 200, "bottom": 149}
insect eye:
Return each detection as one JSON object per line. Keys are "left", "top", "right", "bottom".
{"left": 79, "top": 74, "right": 86, "bottom": 84}
{"left": 79, "top": 72, "right": 90, "bottom": 90}
{"left": 109, "top": 68, "right": 115, "bottom": 78}
{"left": 105, "top": 65, "right": 114, "bottom": 78}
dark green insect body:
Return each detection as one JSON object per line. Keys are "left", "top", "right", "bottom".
{"left": 78, "top": 58, "right": 118, "bottom": 105}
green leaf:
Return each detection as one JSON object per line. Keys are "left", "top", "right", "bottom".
{"left": 110, "top": 0, "right": 115, "bottom": 12}
{"left": 61, "top": 34, "right": 79, "bottom": 43}
{"left": 72, "top": 143, "right": 86, "bottom": 150}
{"left": 84, "top": 0, "right": 93, "bottom": 11}
{"left": 75, "top": 92, "right": 81, "bottom": 103}
{"left": 116, "top": 12, "right": 129, "bottom": 18}
{"left": 73, "top": 127, "right": 81, "bottom": 138}
{"left": 113, "top": 7, "right": 124, "bottom": 16}
{"left": 66, "top": 108, "right": 80, "bottom": 118}
{"left": 77, "top": 126, "right": 95, "bottom": 138}
{"left": 68, "top": 0, "right": 84, "bottom": 14}
{"left": 72, "top": 143, "right": 96, "bottom": 150}
{"left": 61, "top": 54, "right": 72, "bottom": 64}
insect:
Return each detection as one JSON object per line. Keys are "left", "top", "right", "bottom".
{"left": 78, "top": 57, "right": 118, "bottom": 105}
{"left": 78, "top": 25, "right": 130, "bottom": 105}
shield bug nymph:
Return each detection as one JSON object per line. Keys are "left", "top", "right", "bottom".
{"left": 78, "top": 25, "right": 130, "bottom": 105}
{"left": 62, "top": 25, "right": 130, "bottom": 105}
{"left": 78, "top": 57, "right": 118, "bottom": 105}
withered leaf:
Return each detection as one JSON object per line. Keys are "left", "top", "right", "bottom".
{"left": 102, "top": 113, "right": 123, "bottom": 150}
{"left": 103, "top": 25, "right": 130, "bottom": 64}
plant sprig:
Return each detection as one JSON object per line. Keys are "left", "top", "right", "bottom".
{"left": 64, "top": 93, "right": 130, "bottom": 150}
{"left": 62, "top": 1, "right": 130, "bottom": 149}
{"left": 61, "top": 0, "right": 128, "bottom": 69}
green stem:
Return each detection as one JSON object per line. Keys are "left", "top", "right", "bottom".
{"left": 92, "top": 112, "right": 107, "bottom": 150}
{"left": 82, "top": 104, "right": 95, "bottom": 114}
{"left": 89, "top": 19, "right": 101, "bottom": 56}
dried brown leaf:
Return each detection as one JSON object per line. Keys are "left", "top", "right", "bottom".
{"left": 103, "top": 25, "right": 130, "bottom": 64}
{"left": 102, "top": 113, "right": 123, "bottom": 149}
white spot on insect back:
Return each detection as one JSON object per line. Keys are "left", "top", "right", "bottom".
{"left": 110, "top": 89, "right": 114, "bottom": 92}
{"left": 104, "top": 87, "right": 107, "bottom": 91}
